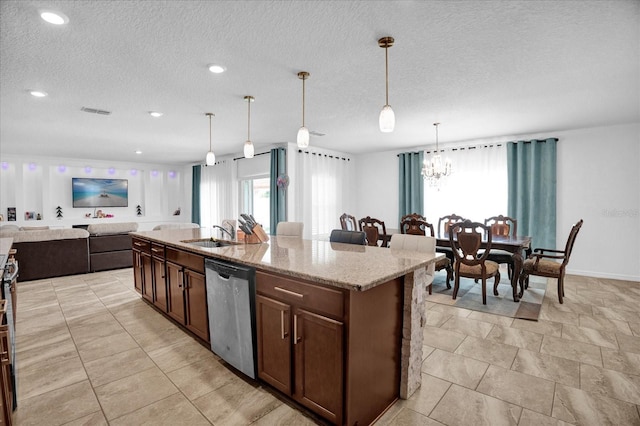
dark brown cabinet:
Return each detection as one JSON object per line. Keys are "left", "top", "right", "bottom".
{"left": 166, "top": 261, "right": 186, "bottom": 324}
{"left": 256, "top": 272, "right": 344, "bottom": 425}
{"left": 151, "top": 244, "right": 167, "bottom": 312}
{"left": 132, "top": 249, "right": 143, "bottom": 294}
{"left": 184, "top": 269, "right": 208, "bottom": 342}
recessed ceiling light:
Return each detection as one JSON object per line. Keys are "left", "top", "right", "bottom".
{"left": 208, "top": 64, "right": 226, "bottom": 74}
{"left": 40, "top": 10, "right": 69, "bottom": 25}
{"left": 135, "top": 150, "right": 142, "bottom": 155}
{"left": 149, "top": 111, "right": 163, "bottom": 118}
{"left": 29, "top": 90, "right": 48, "bottom": 97}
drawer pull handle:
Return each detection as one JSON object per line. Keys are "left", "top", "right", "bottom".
{"left": 151, "top": 248, "right": 162, "bottom": 253}
{"left": 274, "top": 287, "right": 304, "bottom": 299}
{"left": 134, "top": 242, "right": 144, "bottom": 247}
{"left": 280, "top": 310, "right": 287, "bottom": 340}
{"left": 293, "top": 314, "right": 301, "bottom": 344}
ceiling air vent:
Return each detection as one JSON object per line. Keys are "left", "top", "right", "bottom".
{"left": 81, "top": 106, "right": 111, "bottom": 115}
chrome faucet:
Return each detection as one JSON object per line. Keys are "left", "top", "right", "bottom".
{"left": 212, "top": 224, "right": 235, "bottom": 240}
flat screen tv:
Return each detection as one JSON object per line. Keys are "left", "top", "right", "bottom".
{"left": 72, "top": 178, "right": 128, "bottom": 208}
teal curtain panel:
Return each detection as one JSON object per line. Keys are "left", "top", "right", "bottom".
{"left": 398, "top": 151, "right": 425, "bottom": 222}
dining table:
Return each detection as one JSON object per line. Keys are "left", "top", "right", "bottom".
{"left": 435, "top": 235, "right": 532, "bottom": 302}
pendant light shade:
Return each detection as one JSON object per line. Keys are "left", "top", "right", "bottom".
{"left": 297, "top": 71, "right": 310, "bottom": 148}
{"left": 243, "top": 96, "right": 255, "bottom": 159}
{"left": 378, "top": 36, "right": 395, "bottom": 133}
{"left": 205, "top": 113, "right": 215, "bottom": 166}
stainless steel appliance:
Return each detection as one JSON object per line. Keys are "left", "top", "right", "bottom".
{"left": 2, "top": 259, "right": 18, "bottom": 411}
{"left": 204, "top": 258, "right": 257, "bottom": 379}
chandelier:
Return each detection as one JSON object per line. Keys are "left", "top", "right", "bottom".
{"left": 422, "top": 122, "right": 452, "bottom": 184}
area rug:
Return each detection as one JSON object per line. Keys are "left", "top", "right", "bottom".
{"left": 427, "top": 272, "right": 547, "bottom": 321}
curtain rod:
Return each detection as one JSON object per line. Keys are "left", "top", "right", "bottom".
{"left": 397, "top": 143, "right": 504, "bottom": 157}
{"left": 232, "top": 151, "right": 270, "bottom": 161}
{"left": 298, "top": 149, "right": 351, "bottom": 161}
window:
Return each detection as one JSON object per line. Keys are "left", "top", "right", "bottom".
{"left": 424, "top": 144, "right": 507, "bottom": 229}
{"left": 239, "top": 176, "right": 271, "bottom": 234}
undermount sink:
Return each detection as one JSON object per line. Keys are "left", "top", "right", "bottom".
{"left": 183, "top": 239, "right": 236, "bottom": 248}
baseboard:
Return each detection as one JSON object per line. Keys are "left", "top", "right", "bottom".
{"left": 566, "top": 269, "right": 640, "bottom": 283}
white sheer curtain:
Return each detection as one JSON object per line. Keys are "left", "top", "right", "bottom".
{"left": 295, "top": 149, "right": 355, "bottom": 239}
{"left": 424, "top": 144, "right": 507, "bottom": 228}
{"left": 200, "top": 159, "right": 238, "bottom": 229}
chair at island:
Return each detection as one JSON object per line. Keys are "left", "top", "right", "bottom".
{"left": 276, "top": 221, "right": 303, "bottom": 237}
{"left": 389, "top": 233, "right": 436, "bottom": 293}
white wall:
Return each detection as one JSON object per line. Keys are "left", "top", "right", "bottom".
{"left": 0, "top": 154, "right": 194, "bottom": 231}
{"left": 355, "top": 123, "right": 640, "bottom": 281}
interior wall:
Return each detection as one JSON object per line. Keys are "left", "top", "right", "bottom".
{"left": 354, "top": 122, "right": 640, "bottom": 281}
{"left": 0, "top": 154, "right": 193, "bottom": 231}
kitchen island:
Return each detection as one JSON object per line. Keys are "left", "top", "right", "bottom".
{"left": 130, "top": 227, "right": 443, "bottom": 425}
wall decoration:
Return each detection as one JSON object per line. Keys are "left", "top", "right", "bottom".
{"left": 136, "top": 205, "right": 142, "bottom": 216}
{"left": 25, "top": 211, "right": 35, "bottom": 220}
{"left": 7, "top": 208, "right": 16, "bottom": 221}
{"left": 56, "top": 206, "right": 63, "bottom": 219}
{"left": 173, "top": 207, "right": 181, "bottom": 216}
{"left": 36, "top": 213, "right": 42, "bottom": 220}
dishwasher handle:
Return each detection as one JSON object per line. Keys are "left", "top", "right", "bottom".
{"left": 205, "top": 258, "right": 254, "bottom": 280}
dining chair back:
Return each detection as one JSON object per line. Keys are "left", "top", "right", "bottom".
{"left": 358, "top": 216, "right": 389, "bottom": 247}
{"left": 389, "top": 233, "right": 436, "bottom": 293}
{"left": 438, "top": 214, "right": 466, "bottom": 238}
{"left": 519, "top": 219, "right": 584, "bottom": 304}
{"left": 484, "top": 215, "right": 518, "bottom": 280}
{"left": 400, "top": 213, "right": 426, "bottom": 224}
{"left": 276, "top": 221, "right": 304, "bottom": 237}
{"left": 329, "top": 229, "right": 366, "bottom": 245}
{"left": 449, "top": 220, "right": 501, "bottom": 305}
{"left": 339, "top": 213, "right": 357, "bottom": 231}
{"left": 400, "top": 216, "right": 435, "bottom": 236}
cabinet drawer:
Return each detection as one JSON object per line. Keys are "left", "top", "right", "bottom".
{"left": 132, "top": 238, "right": 151, "bottom": 254}
{"left": 257, "top": 271, "right": 344, "bottom": 320}
{"left": 166, "top": 247, "right": 204, "bottom": 273}
{"left": 151, "top": 243, "right": 165, "bottom": 258}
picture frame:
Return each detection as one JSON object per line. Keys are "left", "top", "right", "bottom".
{"left": 25, "top": 211, "right": 35, "bottom": 220}
{"left": 7, "top": 207, "right": 16, "bottom": 221}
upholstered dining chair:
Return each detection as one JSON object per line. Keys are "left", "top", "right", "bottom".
{"left": 329, "top": 229, "right": 366, "bottom": 245}
{"left": 519, "top": 219, "right": 584, "bottom": 304}
{"left": 358, "top": 216, "right": 389, "bottom": 247}
{"left": 400, "top": 216, "right": 452, "bottom": 288}
{"left": 276, "top": 221, "right": 304, "bottom": 237}
{"left": 389, "top": 233, "right": 436, "bottom": 294}
{"left": 400, "top": 212, "right": 426, "bottom": 223}
{"left": 339, "top": 213, "right": 358, "bottom": 231}
{"left": 449, "top": 220, "right": 501, "bottom": 305}
{"left": 484, "top": 215, "right": 518, "bottom": 280}
{"left": 436, "top": 213, "right": 466, "bottom": 274}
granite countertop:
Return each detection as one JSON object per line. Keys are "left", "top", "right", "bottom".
{"left": 131, "top": 228, "right": 443, "bottom": 292}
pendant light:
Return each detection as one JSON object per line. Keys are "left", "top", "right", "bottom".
{"left": 243, "top": 96, "right": 255, "bottom": 159}
{"left": 205, "top": 113, "right": 215, "bottom": 166}
{"left": 378, "top": 36, "right": 395, "bottom": 132}
{"left": 297, "top": 71, "right": 310, "bottom": 148}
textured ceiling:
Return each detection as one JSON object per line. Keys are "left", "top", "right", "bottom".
{"left": 1, "top": 0, "right": 638, "bottom": 165}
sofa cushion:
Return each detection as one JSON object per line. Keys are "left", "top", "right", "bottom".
{"left": 87, "top": 222, "right": 138, "bottom": 235}
{"left": 20, "top": 226, "right": 50, "bottom": 231}
{"left": 0, "top": 225, "right": 20, "bottom": 231}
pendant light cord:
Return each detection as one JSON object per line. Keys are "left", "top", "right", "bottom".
{"left": 434, "top": 122, "right": 440, "bottom": 152}
{"left": 209, "top": 114, "right": 212, "bottom": 151}
{"left": 302, "top": 76, "right": 306, "bottom": 127}
{"left": 247, "top": 99, "right": 251, "bottom": 141}
{"left": 385, "top": 46, "right": 389, "bottom": 106}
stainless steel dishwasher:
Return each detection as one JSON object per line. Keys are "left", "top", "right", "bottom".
{"left": 204, "top": 258, "right": 257, "bottom": 379}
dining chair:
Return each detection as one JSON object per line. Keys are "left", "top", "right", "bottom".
{"left": 358, "top": 216, "right": 390, "bottom": 247}
{"left": 436, "top": 213, "right": 466, "bottom": 275}
{"left": 329, "top": 229, "right": 366, "bottom": 245}
{"left": 519, "top": 219, "right": 584, "bottom": 304}
{"left": 400, "top": 216, "right": 452, "bottom": 288}
{"left": 339, "top": 213, "right": 358, "bottom": 231}
{"left": 389, "top": 233, "right": 436, "bottom": 294}
{"left": 400, "top": 212, "right": 426, "bottom": 223}
{"left": 484, "top": 215, "right": 518, "bottom": 280}
{"left": 275, "top": 221, "right": 304, "bottom": 237}
{"left": 449, "top": 220, "right": 501, "bottom": 305}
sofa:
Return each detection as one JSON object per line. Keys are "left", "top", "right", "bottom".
{"left": 0, "top": 222, "right": 138, "bottom": 281}
{"left": 87, "top": 222, "right": 138, "bottom": 272}
{"left": 0, "top": 227, "right": 90, "bottom": 281}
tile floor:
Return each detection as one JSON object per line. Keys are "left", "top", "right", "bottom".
{"left": 11, "top": 269, "right": 640, "bottom": 425}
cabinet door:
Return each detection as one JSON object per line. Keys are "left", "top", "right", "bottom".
{"left": 293, "top": 308, "right": 344, "bottom": 425}
{"left": 141, "top": 252, "right": 153, "bottom": 302}
{"left": 132, "top": 250, "right": 143, "bottom": 294}
{"left": 256, "top": 295, "right": 292, "bottom": 395}
{"left": 0, "top": 327, "right": 12, "bottom": 426}
{"left": 184, "top": 270, "right": 209, "bottom": 342}
{"left": 166, "top": 262, "right": 186, "bottom": 324}
{"left": 152, "top": 256, "right": 167, "bottom": 312}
